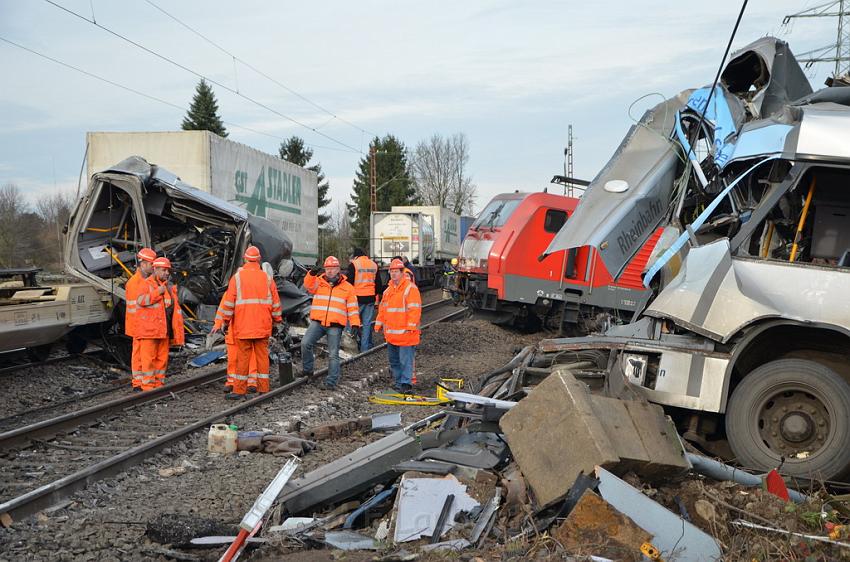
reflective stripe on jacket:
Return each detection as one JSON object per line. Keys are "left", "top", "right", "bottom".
{"left": 304, "top": 272, "right": 361, "bottom": 328}
{"left": 351, "top": 255, "right": 378, "bottom": 297}
{"left": 375, "top": 277, "right": 421, "bottom": 346}
{"left": 124, "top": 270, "right": 145, "bottom": 338}
{"left": 214, "top": 262, "right": 282, "bottom": 339}
{"left": 135, "top": 277, "right": 185, "bottom": 345}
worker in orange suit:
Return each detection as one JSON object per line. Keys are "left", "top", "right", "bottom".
{"left": 220, "top": 266, "right": 260, "bottom": 394}
{"left": 345, "top": 248, "right": 383, "bottom": 352}
{"left": 125, "top": 247, "right": 157, "bottom": 391}
{"left": 135, "top": 257, "right": 184, "bottom": 391}
{"left": 302, "top": 256, "right": 361, "bottom": 390}
{"left": 375, "top": 258, "right": 421, "bottom": 393}
{"left": 211, "top": 246, "right": 282, "bottom": 399}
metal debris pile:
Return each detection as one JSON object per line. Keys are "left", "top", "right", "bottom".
{"left": 167, "top": 345, "right": 850, "bottom": 561}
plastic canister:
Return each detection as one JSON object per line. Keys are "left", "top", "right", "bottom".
{"left": 208, "top": 423, "right": 238, "bottom": 455}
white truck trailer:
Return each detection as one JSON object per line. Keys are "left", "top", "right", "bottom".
{"left": 370, "top": 205, "right": 461, "bottom": 285}
{"left": 86, "top": 131, "right": 319, "bottom": 262}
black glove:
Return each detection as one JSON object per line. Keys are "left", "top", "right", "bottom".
{"left": 309, "top": 266, "right": 323, "bottom": 276}
{"left": 273, "top": 324, "right": 286, "bottom": 337}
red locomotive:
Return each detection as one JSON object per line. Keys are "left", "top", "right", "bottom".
{"left": 453, "top": 191, "right": 661, "bottom": 333}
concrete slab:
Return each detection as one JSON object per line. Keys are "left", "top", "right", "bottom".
{"left": 499, "top": 369, "right": 620, "bottom": 508}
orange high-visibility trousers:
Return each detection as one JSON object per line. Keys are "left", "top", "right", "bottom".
{"left": 226, "top": 340, "right": 258, "bottom": 391}
{"left": 131, "top": 338, "right": 143, "bottom": 388}
{"left": 233, "top": 338, "right": 269, "bottom": 395}
{"left": 138, "top": 338, "right": 169, "bottom": 391}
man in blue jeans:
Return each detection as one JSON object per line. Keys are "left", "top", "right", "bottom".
{"left": 345, "top": 248, "right": 383, "bottom": 352}
{"left": 301, "top": 256, "right": 361, "bottom": 389}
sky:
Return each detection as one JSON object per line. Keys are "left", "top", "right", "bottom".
{"left": 0, "top": 0, "right": 837, "bottom": 216}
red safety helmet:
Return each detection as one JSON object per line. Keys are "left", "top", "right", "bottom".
{"left": 243, "top": 245, "right": 261, "bottom": 262}
{"left": 137, "top": 247, "right": 157, "bottom": 263}
{"left": 388, "top": 258, "right": 405, "bottom": 270}
{"left": 324, "top": 256, "right": 340, "bottom": 268}
{"left": 152, "top": 257, "right": 172, "bottom": 269}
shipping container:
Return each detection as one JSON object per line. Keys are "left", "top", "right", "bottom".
{"left": 386, "top": 205, "right": 460, "bottom": 260}
{"left": 370, "top": 212, "right": 435, "bottom": 266}
{"left": 86, "top": 131, "right": 319, "bottom": 261}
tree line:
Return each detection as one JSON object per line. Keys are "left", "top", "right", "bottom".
{"left": 183, "top": 79, "right": 478, "bottom": 262}
{"left": 0, "top": 184, "right": 75, "bottom": 271}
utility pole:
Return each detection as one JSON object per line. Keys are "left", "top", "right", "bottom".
{"left": 369, "top": 145, "right": 377, "bottom": 213}
{"left": 783, "top": 0, "right": 850, "bottom": 78}
{"left": 563, "top": 125, "right": 575, "bottom": 197}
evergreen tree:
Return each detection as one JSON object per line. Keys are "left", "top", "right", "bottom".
{"left": 278, "top": 137, "right": 331, "bottom": 227}
{"left": 348, "top": 135, "right": 417, "bottom": 244}
{"left": 181, "top": 79, "right": 228, "bottom": 137}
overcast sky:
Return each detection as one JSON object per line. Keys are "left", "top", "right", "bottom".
{"left": 0, "top": 0, "right": 835, "bottom": 215}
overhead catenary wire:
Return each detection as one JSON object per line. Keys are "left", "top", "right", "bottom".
{"left": 141, "top": 0, "right": 377, "bottom": 138}
{"left": 0, "top": 35, "right": 356, "bottom": 154}
{"left": 42, "top": 0, "right": 363, "bottom": 155}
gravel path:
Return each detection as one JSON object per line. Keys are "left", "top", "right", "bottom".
{"left": 0, "top": 315, "right": 532, "bottom": 561}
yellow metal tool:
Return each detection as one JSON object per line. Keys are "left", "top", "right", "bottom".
{"left": 104, "top": 247, "right": 133, "bottom": 278}
{"left": 790, "top": 176, "right": 816, "bottom": 262}
{"left": 368, "top": 378, "right": 463, "bottom": 406}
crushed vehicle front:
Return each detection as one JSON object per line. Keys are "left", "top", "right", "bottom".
{"left": 65, "top": 156, "right": 297, "bottom": 322}
{"left": 538, "top": 37, "right": 850, "bottom": 481}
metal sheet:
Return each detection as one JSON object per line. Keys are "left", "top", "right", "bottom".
{"left": 795, "top": 103, "right": 850, "bottom": 161}
{"left": 595, "top": 467, "right": 722, "bottom": 561}
{"left": 542, "top": 92, "right": 689, "bottom": 278}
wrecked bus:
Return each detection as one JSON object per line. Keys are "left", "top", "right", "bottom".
{"left": 537, "top": 37, "right": 850, "bottom": 481}
{"left": 65, "top": 156, "right": 300, "bottom": 329}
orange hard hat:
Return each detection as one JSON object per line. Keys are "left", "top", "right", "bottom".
{"left": 137, "top": 248, "right": 157, "bottom": 263}
{"left": 389, "top": 258, "right": 405, "bottom": 270}
{"left": 324, "top": 256, "right": 340, "bottom": 267}
{"left": 243, "top": 245, "right": 261, "bottom": 262}
{"left": 153, "top": 257, "right": 172, "bottom": 269}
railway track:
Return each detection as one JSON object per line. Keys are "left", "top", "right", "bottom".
{"left": 0, "top": 298, "right": 466, "bottom": 523}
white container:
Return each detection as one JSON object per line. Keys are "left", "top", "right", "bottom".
{"left": 86, "top": 130, "right": 320, "bottom": 262}
{"left": 391, "top": 205, "right": 461, "bottom": 260}
{"left": 207, "top": 424, "right": 238, "bottom": 455}
{"left": 370, "top": 212, "right": 435, "bottom": 265}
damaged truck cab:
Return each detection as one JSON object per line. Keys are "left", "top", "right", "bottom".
{"left": 540, "top": 37, "right": 850, "bottom": 481}
{"left": 65, "top": 156, "right": 294, "bottom": 324}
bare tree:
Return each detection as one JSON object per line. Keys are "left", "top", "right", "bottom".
{"left": 0, "top": 183, "right": 28, "bottom": 267}
{"left": 35, "top": 190, "right": 76, "bottom": 270}
{"left": 411, "top": 133, "right": 477, "bottom": 215}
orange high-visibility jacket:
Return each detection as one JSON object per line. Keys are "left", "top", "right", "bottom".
{"left": 304, "top": 272, "right": 361, "bottom": 328}
{"left": 124, "top": 269, "right": 145, "bottom": 338}
{"left": 214, "top": 262, "right": 282, "bottom": 339}
{"left": 136, "top": 277, "right": 185, "bottom": 345}
{"left": 375, "top": 277, "right": 421, "bottom": 346}
{"left": 351, "top": 255, "right": 378, "bottom": 297}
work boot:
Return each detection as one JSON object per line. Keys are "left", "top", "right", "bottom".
{"left": 223, "top": 386, "right": 233, "bottom": 394}
{"left": 225, "top": 392, "right": 244, "bottom": 400}
{"left": 302, "top": 371, "right": 314, "bottom": 379}
{"left": 247, "top": 387, "right": 257, "bottom": 394}
{"left": 318, "top": 381, "right": 337, "bottom": 391}
{"left": 399, "top": 384, "right": 413, "bottom": 394}
{"left": 132, "top": 387, "right": 142, "bottom": 393}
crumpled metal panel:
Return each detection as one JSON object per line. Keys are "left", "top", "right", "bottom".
{"left": 645, "top": 239, "right": 850, "bottom": 342}
{"left": 795, "top": 103, "right": 850, "bottom": 161}
{"left": 104, "top": 155, "right": 248, "bottom": 222}
{"left": 542, "top": 92, "right": 689, "bottom": 278}
{"left": 721, "top": 37, "right": 812, "bottom": 119}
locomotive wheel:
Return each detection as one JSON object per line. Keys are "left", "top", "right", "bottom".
{"left": 725, "top": 359, "right": 850, "bottom": 481}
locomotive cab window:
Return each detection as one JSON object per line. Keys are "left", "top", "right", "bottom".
{"left": 543, "top": 209, "right": 567, "bottom": 233}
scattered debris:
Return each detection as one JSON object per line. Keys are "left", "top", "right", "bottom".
{"left": 324, "top": 530, "right": 381, "bottom": 550}
{"left": 393, "top": 473, "right": 479, "bottom": 543}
